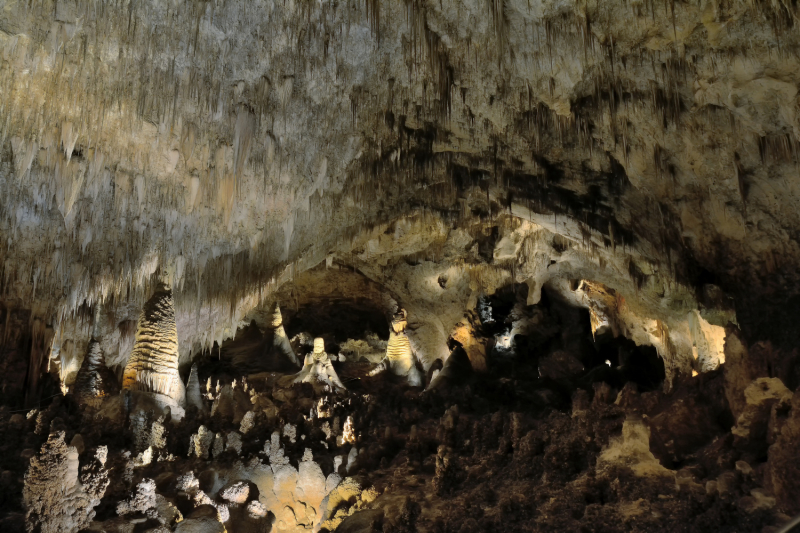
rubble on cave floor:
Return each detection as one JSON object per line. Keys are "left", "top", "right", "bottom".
{"left": 1, "top": 338, "right": 796, "bottom": 532}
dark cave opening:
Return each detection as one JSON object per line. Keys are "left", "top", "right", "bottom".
{"left": 283, "top": 299, "right": 389, "bottom": 345}
{"left": 478, "top": 282, "right": 667, "bottom": 407}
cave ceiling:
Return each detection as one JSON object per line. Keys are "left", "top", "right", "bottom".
{"left": 0, "top": 0, "right": 799, "bottom": 379}
{"left": 5, "top": 1, "right": 800, "bottom": 532}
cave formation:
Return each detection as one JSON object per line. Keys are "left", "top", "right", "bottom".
{"left": 1, "top": 0, "right": 800, "bottom": 531}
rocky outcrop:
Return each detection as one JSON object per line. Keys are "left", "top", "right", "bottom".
{"left": 732, "top": 378, "right": 793, "bottom": 459}
{"left": 598, "top": 416, "right": 674, "bottom": 479}
{"left": 766, "top": 391, "right": 800, "bottom": 515}
{"left": 23, "top": 432, "right": 109, "bottom": 533}
{"left": 122, "top": 285, "right": 186, "bottom": 417}
{"left": 116, "top": 478, "right": 183, "bottom": 528}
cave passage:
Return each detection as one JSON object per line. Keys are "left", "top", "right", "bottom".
{"left": 3, "top": 0, "right": 800, "bottom": 530}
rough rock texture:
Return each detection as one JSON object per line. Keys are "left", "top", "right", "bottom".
{"left": 116, "top": 478, "right": 183, "bottom": 527}
{"left": 369, "top": 310, "right": 424, "bottom": 386}
{"left": 185, "top": 363, "right": 206, "bottom": 414}
{"left": 766, "top": 391, "right": 800, "bottom": 515}
{"left": 271, "top": 304, "right": 300, "bottom": 367}
{"left": 23, "top": 432, "right": 109, "bottom": 533}
{"left": 732, "top": 377, "right": 792, "bottom": 442}
{"left": 291, "top": 338, "right": 346, "bottom": 392}
{"left": 0, "top": 0, "right": 799, "bottom": 390}
{"left": 2, "top": 0, "right": 800, "bottom": 531}
{"left": 71, "top": 338, "right": 119, "bottom": 407}
{"left": 122, "top": 286, "right": 186, "bottom": 415}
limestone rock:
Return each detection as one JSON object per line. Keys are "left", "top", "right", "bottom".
{"left": 732, "top": 378, "right": 792, "bottom": 443}
{"left": 766, "top": 391, "right": 800, "bottom": 514}
{"left": 185, "top": 364, "right": 206, "bottom": 414}
{"left": 648, "top": 374, "right": 730, "bottom": 465}
{"left": 174, "top": 517, "right": 226, "bottom": 533}
{"left": 265, "top": 431, "right": 289, "bottom": 467}
{"left": 226, "top": 431, "right": 243, "bottom": 456}
{"left": 723, "top": 327, "right": 756, "bottom": 420}
{"left": 239, "top": 411, "right": 256, "bottom": 434}
{"left": 317, "top": 477, "right": 378, "bottom": 532}
{"left": 23, "top": 432, "right": 109, "bottom": 533}
{"left": 598, "top": 416, "right": 674, "bottom": 479}
{"left": 450, "top": 320, "right": 488, "bottom": 373}
{"left": 292, "top": 338, "right": 346, "bottom": 392}
{"left": 211, "top": 384, "right": 252, "bottom": 424}
{"left": 428, "top": 346, "right": 474, "bottom": 391}
{"left": 368, "top": 310, "right": 423, "bottom": 386}
{"left": 272, "top": 304, "right": 300, "bottom": 367}
{"left": 116, "top": 478, "right": 183, "bottom": 527}
{"left": 122, "top": 286, "right": 186, "bottom": 419}
{"left": 71, "top": 339, "right": 118, "bottom": 407}
{"left": 189, "top": 426, "right": 214, "bottom": 459}
{"left": 212, "top": 433, "right": 224, "bottom": 458}
{"left": 221, "top": 481, "right": 250, "bottom": 505}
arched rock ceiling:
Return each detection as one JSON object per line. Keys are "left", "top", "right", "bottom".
{"left": 2, "top": 0, "right": 800, "bottom": 367}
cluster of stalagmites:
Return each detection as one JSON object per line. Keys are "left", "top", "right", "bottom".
{"left": 11, "top": 282, "right": 800, "bottom": 533}
{"left": 17, "top": 366, "right": 373, "bottom": 532}
{"left": 12, "top": 330, "right": 800, "bottom": 532}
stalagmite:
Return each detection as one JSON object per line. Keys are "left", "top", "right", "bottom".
{"left": 122, "top": 284, "right": 186, "bottom": 418}
{"left": 368, "top": 309, "right": 423, "bottom": 386}
{"left": 271, "top": 304, "right": 300, "bottom": 366}
{"left": 71, "top": 339, "right": 118, "bottom": 407}
{"left": 2, "top": 0, "right": 800, "bottom": 530}
{"left": 292, "top": 338, "right": 346, "bottom": 392}
{"left": 185, "top": 364, "right": 205, "bottom": 413}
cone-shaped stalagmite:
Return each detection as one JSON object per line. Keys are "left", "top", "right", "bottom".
{"left": 272, "top": 304, "right": 300, "bottom": 367}
{"left": 185, "top": 364, "right": 205, "bottom": 413}
{"left": 122, "top": 284, "right": 186, "bottom": 414}
{"left": 71, "top": 339, "right": 119, "bottom": 407}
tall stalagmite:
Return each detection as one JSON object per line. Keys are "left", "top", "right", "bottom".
{"left": 122, "top": 285, "right": 185, "bottom": 414}
{"left": 185, "top": 364, "right": 205, "bottom": 413}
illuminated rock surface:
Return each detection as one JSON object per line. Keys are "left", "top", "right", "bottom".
{"left": 292, "top": 338, "right": 347, "bottom": 393}
{"left": 0, "top": 0, "right": 799, "bottom": 530}
{"left": 122, "top": 285, "right": 186, "bottom": 417}
{"left": 368, "top": 310, "right": 423, "bottom": 386}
